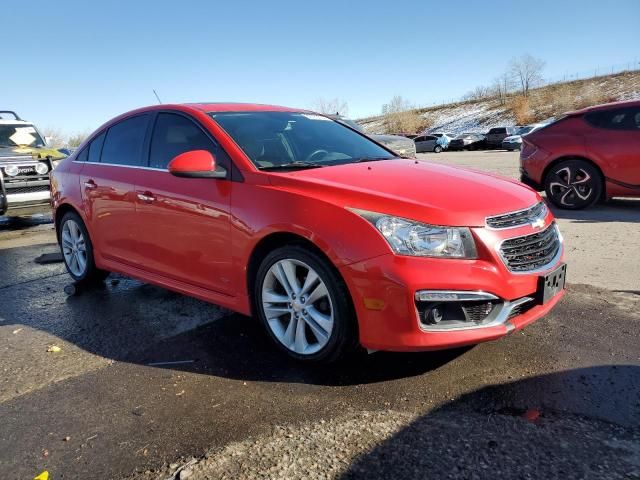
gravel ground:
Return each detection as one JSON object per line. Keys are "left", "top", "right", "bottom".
{"left": 131, "top": 409, "right": 640, "bottom": 480}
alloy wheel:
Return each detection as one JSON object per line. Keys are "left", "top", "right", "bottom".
{"left": 61, "top": 219, "right": 88, "bottom": 277}
{"left": 548, "top": 166, "right": 595, "bottom": 207}
{"left": 261, "top": 258, "right": 334, "bottom": 355}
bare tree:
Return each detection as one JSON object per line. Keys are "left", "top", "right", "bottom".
{"left": 491, "top": 72, "right": 512, "bottom": 105}
{"left": 380, "top": 96, "right": 429, "bottom": 134}
{"left": 311, "top": 97, "right": 349, "bottom": 116}
{"left": 509, "top": 54, "right": 545, "bottom": 97}
{"left": 463, "top": 85, "right": 491, "bottom": 101}
{"left": 40, "top": 127, "right": 66, "bottom": 147}
{"left": 67, "top": 131, "right": 91, "bottom": 148}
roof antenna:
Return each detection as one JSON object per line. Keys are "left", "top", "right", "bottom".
{"left": 152, "top": 89, "right": 163, "bottom": 104}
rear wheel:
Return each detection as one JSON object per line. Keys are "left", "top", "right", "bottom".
{"left": 434, "top": 145, "right": 443, "bottom": 153}
{"left": 544, "top": 159, "right": 602, "bottom": 209}
{"left": 254, "top": 245, "right": 356, "bottom": 362}
{"left": 59, "top": 212, "right": 109, "bottom": 284}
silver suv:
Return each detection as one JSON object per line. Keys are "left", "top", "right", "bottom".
{"left": 0, "top": 111, "right": 65, "bottom": 217}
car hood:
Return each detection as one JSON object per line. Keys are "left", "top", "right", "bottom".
{"left": 0, "top": 145, "right": 66, "bottom": 160}
{"left": 269, "top": 159, "right": 540, "bottom": 227}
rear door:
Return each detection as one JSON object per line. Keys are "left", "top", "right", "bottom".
{"left": 584, "top": 107, "right": 640, "bottom": 186}
{"left": 133, "top": 111, "right": 233, "bottom": 294}
{"left": 79, "top": 114, "right": 150, "bottom": 266}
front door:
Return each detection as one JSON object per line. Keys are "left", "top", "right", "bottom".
{"left": 134, "top": 112, "right": 233, "bottom": 295}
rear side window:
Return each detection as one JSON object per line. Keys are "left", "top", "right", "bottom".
{"left": 101, "top": 114, "right": 150, "bottom": 166}
{"left": 585, "top": 108, "right": 640, "bottom": 131}
{"left": 88, "top": 131, "right": 106, "bottom": 163}
{"left": 76, "top": 146, "right": 88, "bottom": 162}
{"left": 149, "top": 113, "right": 228, "bottom": 170}
{"left": 488, "top": 128, "right": 506, "bottom": 134}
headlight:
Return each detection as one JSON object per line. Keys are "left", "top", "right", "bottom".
{"left": 349, "top": 209, "right": 477, "bottom": 258}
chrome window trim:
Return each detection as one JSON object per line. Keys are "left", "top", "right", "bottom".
{"left": 485, "top": 201, "right": 547, "bottom": 230}
{"left": 72, "top": 160, "right": 168, "bottom": 172}
{"left": 495, "top": 223, "right": 563, "bottom": 275}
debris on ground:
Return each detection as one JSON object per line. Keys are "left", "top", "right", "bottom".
{"left": 34, "top": 252, "right": 63, "bottom": 264}
{"left": 46, "top": 345, "right": 61, "bottom": 353}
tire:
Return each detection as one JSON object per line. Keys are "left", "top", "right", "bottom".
{"left": 544, "top": 159, "right": 602, "bottom": 210}
{"left": 59, "top": 211, "right": 109, "bottom": 284}
{"left": 254, "top": 245, "right": 357, "bottom": 363}
{"left": 434, "top": 145, "right": 443, "bottom": 153}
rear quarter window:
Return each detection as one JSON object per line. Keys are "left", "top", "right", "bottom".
{"left": 584, "top": 107, "right": 640, "bottom": 131}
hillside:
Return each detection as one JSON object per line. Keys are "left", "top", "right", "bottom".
{"left": 358, "top": 70, "right": 640, "bottom": 135}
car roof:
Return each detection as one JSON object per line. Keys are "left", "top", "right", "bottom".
{"left": 186, "top": 102, "right": 308, "bottom": 113}
{"left": 0, "top": 119, "right": 32, "bottom": 125}
{"left": 568, "top": 98, "right": 640, "bottom": 115}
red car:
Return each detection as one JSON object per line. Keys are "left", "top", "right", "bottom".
{"left": 520, "top": 99, "right": 640, "bottom": 209}
{"left": 51, "top": 103, "right": 566, "bottom": 362}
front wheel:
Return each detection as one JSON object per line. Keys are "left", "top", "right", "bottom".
{"left": 254, "top": 246, "right": 357, "bottom": 362}
{"left": 544, "top": 159, "right": 602, "bottom": 209}
{"left": 59, "top": 211, "right": 109, "bottom": 284}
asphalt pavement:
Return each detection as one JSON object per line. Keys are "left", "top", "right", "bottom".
{"left": 0, "top": 152, "right": 639, "bottom": 479}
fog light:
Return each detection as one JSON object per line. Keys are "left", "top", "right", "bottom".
{"left": 3, "top": 165, "right": 19, "bottom": 176}
{"left": 426, "top": 305, "right": 443, "bottom": 324}
{"left": 35, "top": 163, "right": 49, "bottom": 175}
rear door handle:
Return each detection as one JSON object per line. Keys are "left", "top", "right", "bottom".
{"left": 84, "top": 180, "right": 97, "bottom": 189}
{"left": 137, "top": 192, "right": 155, "bottom": 202}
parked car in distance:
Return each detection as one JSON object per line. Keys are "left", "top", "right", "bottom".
{"left": 502, "top": 124, "right": 546, "bottom": 151}
{"left": 414, "top": 134, "right": 445, "bottom": 153}
{"left": 0, "top": 110, "right": 66, "bottom": 217}
{"left": 431, "top": 132, "right": 455, "bottom": 148}
{"left": 448, "top": 133, "right": 486, "bottom": 151}
{"left": 330, "top": 116, "right": 417, "bottom": 157}
{"left": 51, "top": 103, "right": 566, "bottom": 363}
{"left": 485, "top": 126, "right": 518, "bottom": 149}
{"left": 520, "top": 99, "right": 640, "bottom": 209}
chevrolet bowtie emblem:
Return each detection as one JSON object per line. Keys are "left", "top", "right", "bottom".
{"left": 531, "top": 218, "right": 546, "bottom": 229}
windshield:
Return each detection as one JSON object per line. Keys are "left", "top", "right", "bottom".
{"left": 516, "top": 126, "right": 533, "bottom": 135}
{"left": 209, "top": 111, "right": 395, "bottom": 169}
{"left": 0, "top": 123, "right": 46, "bottom": 148}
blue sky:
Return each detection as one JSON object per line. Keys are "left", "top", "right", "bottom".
{"left": 2, "top": 0, "right": 639, "bottom": 135}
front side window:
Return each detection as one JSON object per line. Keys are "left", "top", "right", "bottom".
{"left": 101, "top": 114, "right": 150, "bottom": 167}
{"left": 149, "top": 113, "right": 223, "bottom": 170}
{"left": 209, "top": 111, "right": 395, "bottom": 169}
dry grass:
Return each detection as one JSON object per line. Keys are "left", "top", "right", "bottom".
{"left": 382, "top": 110, "right": 431, "bottom": 134}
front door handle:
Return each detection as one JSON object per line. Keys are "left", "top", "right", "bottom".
{"left": 84, "top": 180, "right": 97, "bottom": 189}
{"left": 137, "top": 192, "right": 156, "bottom": 202}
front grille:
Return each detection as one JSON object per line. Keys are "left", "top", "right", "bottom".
{"left": 499, "top": 223, "right": 561, "bottom": 272}
{"left": 487, "top": 202, "right": 547, "bottom": 229}
{"left": 6, "top": 184, "right": 50, "bottom": 194}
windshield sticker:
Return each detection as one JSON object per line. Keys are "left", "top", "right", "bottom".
{"left": 301, "top": 114, "right": 331, "bottom": 121}
{"left": 9, "top": 129, "right": 37, "bottom": 146}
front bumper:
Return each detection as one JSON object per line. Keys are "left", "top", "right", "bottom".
{"left": 339, "top": 227, "right": 565, "bottom": 352}
{"left": 0, "top": 161, "right": 53, "bottom": 216}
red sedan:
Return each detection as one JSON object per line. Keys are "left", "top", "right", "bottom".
{"left": 520, "top": 99, "right": 640, "bottom": 209}
{"left": 51, "top": 103, "right": 566, "bottom": 362}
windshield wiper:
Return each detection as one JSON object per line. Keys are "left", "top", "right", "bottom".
{"left": 351, "top": 156, "right": 393, "bottom": 163}
{"left": 258, "top": 162, "right": 325, "bottom": 171}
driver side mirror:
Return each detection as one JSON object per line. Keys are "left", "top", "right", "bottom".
{"left": 168, "top": 150, "right": 227, "bottom": 179}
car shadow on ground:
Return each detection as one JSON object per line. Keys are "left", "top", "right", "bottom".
{"left": 340, "top": 365, "right": 640, "bottom": 479}
{"left": 0, "top": 213, "right": 53, "bottom": 230}
{"left": 549, "top": 198, "right": 640, "bottom": 223}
